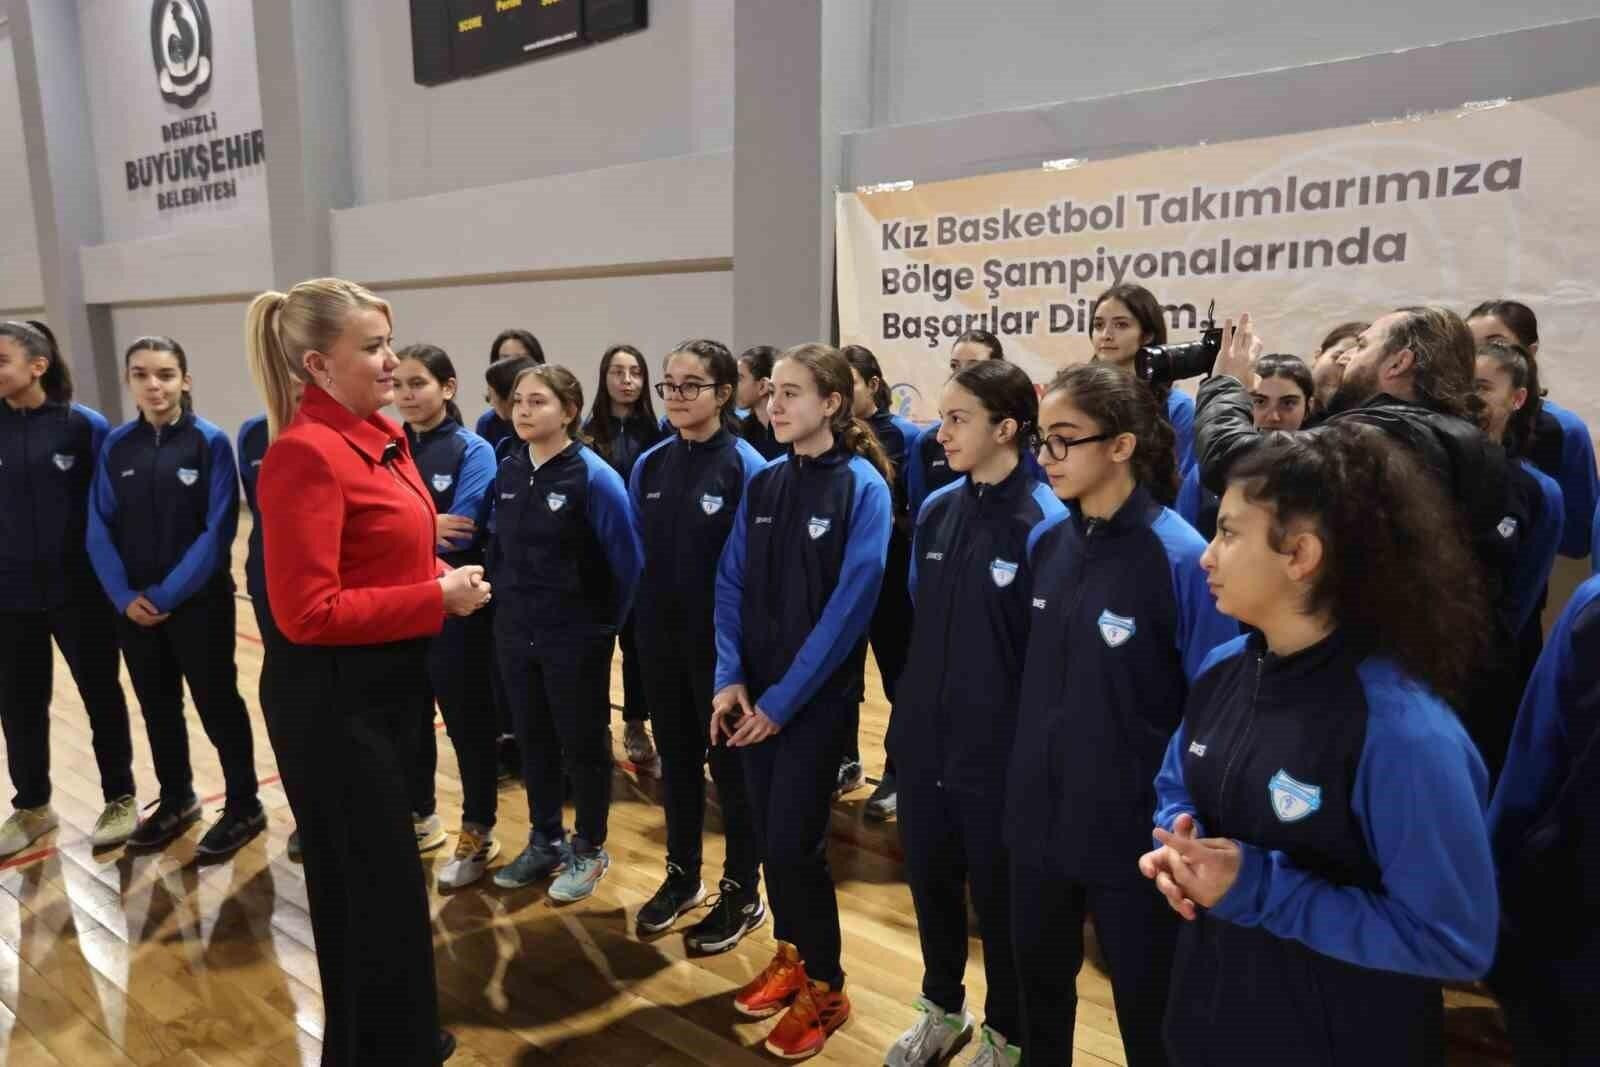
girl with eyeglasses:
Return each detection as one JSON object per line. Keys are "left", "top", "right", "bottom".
{"left": 1006, "top": 362, "right": 1234, "bottom": 1066}
{"left": 629, "top": 340, "right": 769, "bottom": 951}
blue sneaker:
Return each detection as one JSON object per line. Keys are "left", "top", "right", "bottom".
{"left": 548, "top": 845, "right": 610, "bottom": 903}
{"left": 492, "top": 835, "right": 569, "bottom": 889}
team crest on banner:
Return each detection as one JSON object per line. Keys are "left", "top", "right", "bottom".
{"left": 176, "top": 467, "right": 199, "bottom": 486}
{"left": 990, "top": 559, "right": 1018, "bottom": 588}
{"left": 1268, "top": 769, "right": 1323, "bottom": 823}
{"left": 807, "top": 516, "right": 832, "bottom": 540}
{"left": 546, "top": 492, "right": 567, "bottom": 512}
{"left": 52, "top": 453, "right": 76, "bottom": 472}
{"left": 701, "top": 494, "right": 724, "bottom": 515}
{"left": 1097, "top": 609, "right": 1136, "bottom": 648}
{"left": 151, "top": 0, "right": 214, "bottom": 109}
{"left": 432, "top": 473, "right": 453, "bottom": 493}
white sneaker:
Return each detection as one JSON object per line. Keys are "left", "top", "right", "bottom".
{"left": 438, "top": 826, "right": 501, "bottom": 889}
{"left": 0, "top": 806, "right": 58, "bottom": 858}
{"left": 953, "top": 1026, "right": 1020, "bottom": 1066}
{"left": 414, "top": 812, "right": 447, "bottom": 852}
{"left": 884, "top": 996, "right": 974, "bottom": 1066}
{"left": 91, "top": 795, "right": 139, "bottom": 848}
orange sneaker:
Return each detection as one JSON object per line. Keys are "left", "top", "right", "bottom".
{"left": 734, "top": 942, "right": 806, "bottom": 1019}
{"left": 764, "top": 978, "right": 851, "bottom": 1060}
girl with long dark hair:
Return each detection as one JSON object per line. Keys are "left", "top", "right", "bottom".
{"left": 1007, "top": 362, "right": 1234, "bottom": 1066}
{"left": 908, "top": 330, "right": 1005, "bottom": 517}
{"left": 1144, "top": 423, "right": 1498, "bottom": 1066}
{"left": 736, "top": 345, "right": 784, "bottom": 461}
{"left": 1089, "top": 284, "right": 1196, "bottom": 476}
{"left": 394, "top": 344, "right": 502, "bottom": 887}
{"left": 712, "top": 343, "right": 892, "bottom": 1059}
{"left": 883, "top": 360, "right": 1064, "bottom": 1067}
{"left": 476, "top": 328, "right": 545, "bottom": 450}
{"left": 630, "top": 340, "right": 769, "bottom": 950}
{"left": 0, "top": 321, "right": 137, "bottom": 857}
{"left": 88, "top": 335, "right": 263, "bottom": 856}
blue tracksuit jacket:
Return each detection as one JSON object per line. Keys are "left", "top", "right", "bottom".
{"left": 406, "top": 417, "right": 496, "bottom": 566}
{"left": 0, "top": 401, "right": 109, "bottom": 611}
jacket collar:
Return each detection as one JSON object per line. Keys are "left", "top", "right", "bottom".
{"left": 678, "top": 428, "right": 733, "bottom": 453}
{"left": 297, "top": 384, "right": 407, "bottom": 465}
{"left": 1069, "top": 483, "right": 1159, "bottom": 538}
{"left": 138, "top": 409, "right": 196, "bottom": 436}
{"left": 964, "top": 456, "right": 1033, "bottom": 513}
{"left": 404, "top": 416, "right": 461, "bottom": 449}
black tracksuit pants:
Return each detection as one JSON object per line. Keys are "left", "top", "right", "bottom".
{"left": 899, "top": 779, "right": 1019, "bottom": 1042}
{"left": 637, "top": 633, "right": 758, "bottom": 888}
{"left": 115, "top": 578, "right": 258, "bottom": 813}
{"left": 617, "top": 613, "right": 647, "bottom": 724}
{"left": 743, "top": 696, "right": 848, "bottom": 987}
{"left": 498, "top": 631, "right": 613, "bottom": 849}
{"left": 1011, "top": 862, "right": 1177, "bottom": 1067}
{"left": 0, "top": 576, "right": 136, "bottom": 809}
{"left": 410, "top": 609, "right": 499, "bottom": 829}
{"left": 264, "top": 629, "right": 441, "bottom": 1065}
{"left": 844, "top": 524, "right": 912, "bottom": 766}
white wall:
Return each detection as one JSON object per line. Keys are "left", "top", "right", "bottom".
{"left": 866, "top": 0, "right": 1600, "bottom": 130}
{"left": 343, "top": 0, "right": 733, "bottom": 205}
{"left": 0, "top": 28, "right": 45, "bottom": 315}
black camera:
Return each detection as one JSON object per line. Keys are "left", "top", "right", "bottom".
{"left": 1134, "top": 301, "right": 1224, "bottom": 385}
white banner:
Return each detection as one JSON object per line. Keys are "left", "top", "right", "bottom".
{"left": 837, "top": 87, "right": 1600, "bottom": 432}
{"left": 80, "top": 0, "right": 268, "bottom": 243}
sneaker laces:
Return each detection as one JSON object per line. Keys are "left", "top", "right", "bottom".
{"left": 453, "top": 828, "right": 485, "bottom": 860}
{"left": 895, "top": 998, "right": 954, "bottom": 1060}
{"left": 95, "top": 796, "right": 137, "bottom": 829}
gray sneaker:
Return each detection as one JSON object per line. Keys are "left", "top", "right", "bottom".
{"left": 492, "top": 836, "right": 570, "bottom": 889}
{"left": 885, "top": 996, "right": 973, "bottom": 1066}
{"left": 953, "top": 1025, "right": 1020, "bottom": 1066}
{"left": 91, "top": 795, "right": 138, "bottom": 849}
{"left": 548, "top": 846, "right": 610, "bottom": 903}
{"left": 0, "top": 806, "right": 57, "bottom": 858}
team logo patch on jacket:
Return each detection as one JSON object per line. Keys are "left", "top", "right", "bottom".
{"left": 1097, "top": 609, "right": 1136, "bottom": 647}
{"left": 547, "top": 492, "right": 567, "bottom": 512}
{"left": 52, "top": 453, "right": 76, "bottom": 471}
{"left": 432, "top": 473, "right": 454, "bottom": 493}
{"left": 990, "top": 559, "right": 1018, "bottom": 588}
{"left": 701, "top": 494, "right": 724, "bottom": 515}
{"left": 177, "top": 467, "right": 199, "bottom": 486}
{"left": 1268, "top": 769, "right": 1322, "bottom": 822}
{"left": 1497, "top": 515, "right": 1519, "bottom": 539}
{"left": 807, "top": 516, "right": 831, "bottom": 540}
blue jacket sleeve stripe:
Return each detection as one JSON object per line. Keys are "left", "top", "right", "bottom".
{"left": 74, "top": 404, "right": 110, "bottom": 457}
{"left": 444, "top": 429, "right": 498, "bottom": 550}
{"left": 1489, "top": 577, "right": 1600, "bottom": 867}
{"left": 148, "top": 422, "right": 241, "bottom": 613}
{"left": 757, "top": 460, "right": 892, "bottom": 725}
{"left": 906, "top": 438, "right": 930, "bottom": 519}
{"left": 1167, "top": 389, "right": 1197, "bottom": 478}
{"left": 1154, "top": 509, "right": 1238, "bottom": 682}
{"left": 713, "top": 483, "right": 752, "bottom": 693}
{"left": 582, "top": 451, "right": 643, "bottom": 628}
{"left": 86, "top": 423, "right": 137, "bottom": 614}
{"left": 1153, "top": 720, "right": 1206, "bottom": 839}
{"left": 1546, "top": 401, "right": 1598, "bottom": 558}
{"left": 1210, "top": 659, "right": 1497, "bottom": 980}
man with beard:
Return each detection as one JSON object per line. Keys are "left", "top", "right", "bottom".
{"left": 1195, "top": 307, "right": 1554, "bottom": 780}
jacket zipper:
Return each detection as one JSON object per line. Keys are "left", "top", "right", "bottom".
{"left": 1216, "top": 652, "right": 1265, "bottom": 805}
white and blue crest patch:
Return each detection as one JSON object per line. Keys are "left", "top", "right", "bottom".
{"left": 1268, "top": 769, "right": 1322, "bottom": 823}
{"left": 1097, "top": 609, "right": 1136, "bottom": 648}
{"left": 1497, "top": 515, "right": 1519, "bottom": 540}
{"left": 990, "top": 558, "right": 1019, "bottom": 588}
{"left": 546, "top": 492, "right": 567, "bottom": 512}
{"left": 807, "top": 516, "right": 831, "bottom": 540}
{"left": 432, "top": 473, "right": 454, "bottom": 493}
{"left": 176, "top": 467, "right": 199, "bottom": 487}
{"left": 701, "top": 494, "right": 724, "bottom": 516}
{"left": 52, "top": 453, "right": 75, "bottom": 472}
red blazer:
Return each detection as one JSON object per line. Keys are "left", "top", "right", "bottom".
{"left": 259, "top": 385, "right": 445, "bottom": 646}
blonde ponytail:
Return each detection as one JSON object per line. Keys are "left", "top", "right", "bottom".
{"left": 244, "top": 278, "right": 392, "bottom": 439}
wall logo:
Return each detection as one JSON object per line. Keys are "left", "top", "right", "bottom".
{"left": 151, "top": 0, "right": 213, "bottom": 109}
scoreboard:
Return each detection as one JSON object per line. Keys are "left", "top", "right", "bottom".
{"left": 411, "top": 0, "right": 647, "bottom": 86}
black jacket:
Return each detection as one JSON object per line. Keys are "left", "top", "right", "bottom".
{"left": 0, "top": 401, "right": 109, "bottom": 612}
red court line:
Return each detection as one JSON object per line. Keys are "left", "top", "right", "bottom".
{"left": 0, "top": 846, "right": 59, "bottom": 873}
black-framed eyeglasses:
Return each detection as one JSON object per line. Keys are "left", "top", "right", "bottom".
{"left": 1032, "top": 431, "right": 1114, "bottom": 460}
{"left": 655, "top": 381, "right": 712, "bottom": 400}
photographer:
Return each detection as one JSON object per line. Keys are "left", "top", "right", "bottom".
{"left": 1194, "top": 309, "right": 1549, "bottom": 778}
{"left": 1089, "top": 285, "right": 1197, "bottom": 477}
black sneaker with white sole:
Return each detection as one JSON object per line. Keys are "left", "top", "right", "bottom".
{"left": 684, "top": 879, "right": 766, "bottom": 954}
{"left": 865, "top": 771, "right": 898, "bottom": 821}
{"left": 637, "top": 863, "right": 706, "bottom": 935}
{"left": 196, "top": 805, "right": 268, "bottom": 857}
{"left": 834, "top": 758, "right": 865, "bottom": 799}
{"left": 127, "top": 794, "right": 202, "bottom": 849}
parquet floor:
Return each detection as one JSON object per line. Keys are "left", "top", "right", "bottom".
{"left": 0, "top": 520, "right": 1517, "bottom": 1064}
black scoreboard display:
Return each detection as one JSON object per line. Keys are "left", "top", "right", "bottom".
{"left": 411, "top": 0, "right": 646, "bottom": 86}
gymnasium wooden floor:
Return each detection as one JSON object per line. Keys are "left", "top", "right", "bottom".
{"left": 0, "top": 522, "right": 1515, "bottom": 1065}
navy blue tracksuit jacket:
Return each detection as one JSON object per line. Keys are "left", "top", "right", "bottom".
{"left": 490, "top": 439, "right": 641, "bottom": 640}
{"left": 629, "top": 430, "right": 767, "bottom": 649}
{"left": 406, "top": 417, "right": 496, "bottom": 565}
{"left": 1156, "top": 630, "right": 1497, "bottom": 1065}
{"left": 0, "top": 401, "right": 109, "bottom": 612}
{"left": 475, "top": 408, "right": 515, "bottom": 454}
{"left": 1529, "top": 400, "right": 1599, "bottom": 559}
{"left": 908, "top": 428, "right": 1048, "bottom": 520}
{"left": 1006, "top": 485, "right": 1236, "bottom": 884}
{"left": 237, "top": 414, "right": 270, "bottom": 603}
{"left": 714, "top": 448, "right": 892, "bottom": 725}
{"left": 87, "top": 413, "right": 240, "bottom": 614}
{"left": 888, "top": 464, "right": 1064, "bottom": 792}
